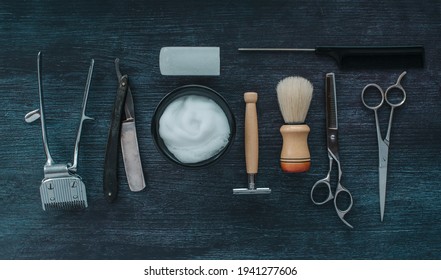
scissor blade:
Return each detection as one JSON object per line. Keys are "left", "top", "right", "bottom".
{"left": 379, "top": 165, "right": 388, "bottom": 221}
{"left": 325, "top": 73, "right": 340, "bottom": 159}
{"left": 325, "top": 73, "right": 338, "bottom": 130}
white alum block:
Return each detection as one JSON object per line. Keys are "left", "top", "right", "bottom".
{"left": 159, "top": 47, "right": 220, "bottom": 76}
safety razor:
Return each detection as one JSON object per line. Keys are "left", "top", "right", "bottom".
{"left": 233, "top": 92, "right": 271, "bottom": 195}
{"left": 26, "top": 52, "right": 94, "bottom": 210}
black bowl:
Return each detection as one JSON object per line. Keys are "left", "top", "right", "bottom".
{"left": 151, "top": 85, "right": 236, "bottom": 168}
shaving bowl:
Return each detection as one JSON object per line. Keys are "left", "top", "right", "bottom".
{"left": 151, "top": 85, "right": 236, "bottom": 168}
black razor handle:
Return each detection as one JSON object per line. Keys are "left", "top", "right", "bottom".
{"left": 315, "top": 46, "right": 424, "bottom": 69}
{"left": 103, "top": 75, "right": 128, "bottom": 203}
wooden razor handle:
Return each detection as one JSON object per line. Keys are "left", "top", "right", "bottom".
{"left": 244, "top": 92, "right": 259, "bottom": 174}
{"left": 280, "top": 124, "right": 311, "bottom": 173}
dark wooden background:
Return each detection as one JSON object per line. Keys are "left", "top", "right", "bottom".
{"left": 1, "top": 0, "right": 440, "bottom": 260}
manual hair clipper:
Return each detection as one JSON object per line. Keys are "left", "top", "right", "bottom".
{"left": 25, "top": 52, "right": 94, "bottom": 211}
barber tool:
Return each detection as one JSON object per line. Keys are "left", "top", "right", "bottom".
{"left": 103, "top": 59, "right": 145, "bottom": 202}
{"left": 311, "top": 73, "right": 353, "bottom": 228}
{"left": 276, "top": 76, "right": 313, "bottom": 173}
{"left": 151, "top": 85, "right": 235, "bottom": 168}
{"left": 103, "top": 63, "right": 128, "bottom": 202}
{"left": 159, "top": 47, "right": 220, "bottom": 76}
{"left": 239, "top": 46, "right": 424, "bottom": 69}
{"left": 25, "top": 52, "right": 94, "bottom": 211}
{"left": 233, "top": 92, "right": 271, "bottom": 194}
{"left": 116, "top": 59, "right": 146, "bottom": 193}
{"left": 361, "top": 71, "right": 407, "bottom": 221}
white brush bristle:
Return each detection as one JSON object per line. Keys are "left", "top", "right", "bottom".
{"left": 276, "top": 76, "right": 313, "bottom": 123}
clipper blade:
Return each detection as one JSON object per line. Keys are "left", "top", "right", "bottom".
{"left": 40, "top": 177, "right": 88, "bottom": 211}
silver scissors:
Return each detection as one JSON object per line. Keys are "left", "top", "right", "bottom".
{"left": 311, "top": 73, "right": 353, "bottom": 229}
{"left": 361, "top": 71, "right": 407, "bottom": 221}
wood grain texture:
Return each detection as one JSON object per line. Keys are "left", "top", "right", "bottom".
{"left": 1, "top": 0, "right": 441, "bottom": 259}
{"left": 244, "top": 91, "right": 259, "bottom": 174}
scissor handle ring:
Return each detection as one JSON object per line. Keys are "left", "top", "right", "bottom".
{"left": 310, "top": 179, "right": 334, "bottom": 205}
{"left": 333, "top": 184, "right": 353, "bottom": 214}
{"left": 334, "top": 184, "right": 354, "bottom": 228}
{"left": 361, "top": 83, "right": 384, "bottom": 110}
{"left": 385, "top": 84, "right": 406, "bottom": 109}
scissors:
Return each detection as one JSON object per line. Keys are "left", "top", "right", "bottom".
{"left": 361, "top": 71, "right": 407, "bottom": 221}
{"left": 311, "top": 73, "right": 353, "bottom": 228}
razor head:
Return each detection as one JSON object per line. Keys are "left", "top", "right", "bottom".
{"left": 233, "top": 187, "right": 272, "bottom": 195}
{"left": 40, "top": 177, "right": 88, "bottom": 211}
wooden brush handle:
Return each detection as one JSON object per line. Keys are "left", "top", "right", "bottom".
{"left": 244, "top": 92, "right": 258, "bottom": 174}
{"left": 280, "top": 124, "right": 311, "bottom": 173}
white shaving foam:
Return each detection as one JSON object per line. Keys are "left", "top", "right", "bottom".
{"left": 159, "top": 95, "right": 230, "bottom": 164}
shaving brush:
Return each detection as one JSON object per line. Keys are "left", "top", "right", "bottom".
{"left": 276, "top": 76, "right": 313, "bottom": 173}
